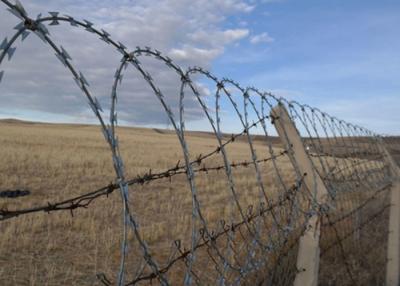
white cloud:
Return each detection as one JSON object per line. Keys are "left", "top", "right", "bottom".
{"left": 223, "top": 29, "right": 250, "bottom": 42}
{"left": 250, "top": 32, "right": 274, "bottom": 44}
{"left": 0, "top": 0, "right": 263, "bottom": 125}
{"left": 189, "top": 28, "right": 249, "bottom": 46}
{"left": 169, "top": 46, "right": 222, "bottom": 62}
{"left": 214, "top": 0, "right": 256, "bottom": 12}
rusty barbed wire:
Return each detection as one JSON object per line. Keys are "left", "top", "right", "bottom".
{"left": 0, "top": 149, "right": 289, "bottom": 221}
{"left": 123, "top": 176, "right": 305, "bottom": 286}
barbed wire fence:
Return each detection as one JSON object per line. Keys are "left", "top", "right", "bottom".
{"left": 0, "top": 1, "right": 399, "bottom": 285}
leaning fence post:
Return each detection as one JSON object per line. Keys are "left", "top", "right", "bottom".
{"left": 271, "top": 104, "right": 329, "bottom": 286}
{"left": 380, "top": 139, "right": 400, "bottom": 286}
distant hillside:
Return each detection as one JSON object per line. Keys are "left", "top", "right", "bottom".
{"left": 0, "top": 118, "right": 283, "bottom": 146}
{"left": 0, "top": 118, "right": 38, "bottom": 124}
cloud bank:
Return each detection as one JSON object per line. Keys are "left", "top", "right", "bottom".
{"left": 0, "top": 0, "right": 262, "bottom": 126}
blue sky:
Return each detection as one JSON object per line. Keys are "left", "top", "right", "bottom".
{"left": 213, "top": 0, "right": 400, "bottom": 133}
{"left": 0, "top": 0, "right": 399, "bottom": 134}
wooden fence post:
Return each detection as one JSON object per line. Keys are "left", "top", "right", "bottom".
{"left": 271, "top": 104, "right": 329, "bottom": 286}
{"left": 380, "top": 141, "right": 400, "bottom": 286}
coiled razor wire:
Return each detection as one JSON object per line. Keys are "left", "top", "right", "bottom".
{"left": 0, "top": 1, "right": 398, "bottom": 285}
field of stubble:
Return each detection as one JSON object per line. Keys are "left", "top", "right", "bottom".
{"left": 0, "top": 119, "right": 296, "bottom": 285}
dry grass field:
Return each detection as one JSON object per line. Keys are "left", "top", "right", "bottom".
{"left": 0, "top": 119, "right": 395, "bottom": 285}
{"left": 0, "top": 119, "right": 299, "bottom": 285}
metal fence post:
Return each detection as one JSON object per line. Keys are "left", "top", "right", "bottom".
{"left": 271, "top": 104, "right": 329, "bottom": 286}
{"left": 380, "top": 140, "right": 400, "bottom": 286}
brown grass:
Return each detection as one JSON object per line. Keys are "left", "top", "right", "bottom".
{"left": 0, "top": 120, "right": 297, "bottom": 285}
{"left": 0, "top": 120, "right": 392, "bottom": 285}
